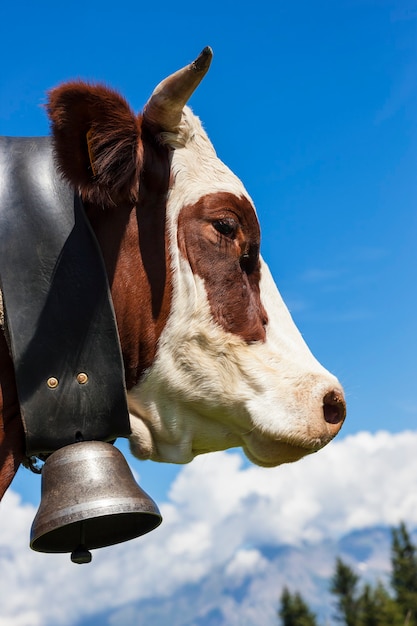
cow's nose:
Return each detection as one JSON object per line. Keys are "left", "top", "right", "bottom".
{"left": 323, "top": 389, "right": 346, "bottom": 430}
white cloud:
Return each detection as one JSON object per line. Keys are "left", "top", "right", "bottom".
{"left": 1, "top": 430, "right": 417, "bottom": 625}
{"left": 225, "top": 549, "right": 268, "bottom": 583}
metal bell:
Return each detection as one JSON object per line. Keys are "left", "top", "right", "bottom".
{"left": 30, "top": 441, "right": 162, "bottom": 563}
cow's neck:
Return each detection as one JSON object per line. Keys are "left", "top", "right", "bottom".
{"left": 85, "top": 162, "right": 172, "bottom": 388}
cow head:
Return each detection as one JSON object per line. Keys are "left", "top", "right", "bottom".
{"left": 47, "top": 48, "right": 345, "bottom": 469}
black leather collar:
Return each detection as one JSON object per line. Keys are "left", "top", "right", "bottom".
{"left": 0, "top": 136, "right": 130, "bottom": 456}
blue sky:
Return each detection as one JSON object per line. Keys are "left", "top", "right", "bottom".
{"left": 1, "top": 1, "right": 417, "bottom": 624}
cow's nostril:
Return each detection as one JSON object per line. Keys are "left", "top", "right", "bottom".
{"left": 323, "top": 390, "right": 346, "bottom": 425}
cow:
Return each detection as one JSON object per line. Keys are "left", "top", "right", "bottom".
{"left": 0, "top": 47, "right": 345, "bottom": 501}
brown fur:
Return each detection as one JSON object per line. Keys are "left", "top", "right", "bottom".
{"left": 84, "top": 129, "right": 172, "bottom": 389}
{"left": 178, "top": 192, "right": 268, "bottom": 342}
{"left": 48, "top": 83, "right": 143, "bottom": 207}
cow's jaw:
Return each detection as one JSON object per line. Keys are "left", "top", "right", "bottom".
{"left": 127, "top": 260, "right": 345, "bottom": 467}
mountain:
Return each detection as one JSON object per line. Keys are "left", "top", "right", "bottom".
{"left": 78, "top": 525, "right": 401, "bottom": 626}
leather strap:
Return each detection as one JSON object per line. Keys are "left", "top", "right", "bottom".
{"left": 0, "top": 136, "right": 130, "bottom": 455}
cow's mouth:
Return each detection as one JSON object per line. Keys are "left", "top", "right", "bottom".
{"left": 241, "top": 434, "right": 324, "bottom": 468}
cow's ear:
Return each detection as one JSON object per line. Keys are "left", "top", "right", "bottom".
{"left": 47, "top": 82, "right": 143, "bottom": 205}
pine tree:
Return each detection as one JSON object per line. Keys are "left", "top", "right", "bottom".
{"left": 330, "top": 557, "right": 360, "bottom": 626}
{"left": 278, "top": 587, "right": 318, "bottom": 626}
{"left": 359, "top": 583, "right": 381, "bottom": 626}
{"left": 358, "top": 581, "right": 403, "bottom": 626}
{"left": 391, "top": 522, "right": 417, "bottom": 624}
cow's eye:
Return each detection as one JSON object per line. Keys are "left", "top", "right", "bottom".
{"left": 212, "top": 218, "right": 238, "bottom": 238}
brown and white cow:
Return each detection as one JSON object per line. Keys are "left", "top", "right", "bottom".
{"left": 0, "top": 47, "right": 345, "bottom": 499}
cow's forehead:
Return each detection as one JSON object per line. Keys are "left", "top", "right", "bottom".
{"left": 160, "top": 107, "right": 254, "bottom": 215}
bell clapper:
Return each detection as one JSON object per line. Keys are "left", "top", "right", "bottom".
{"left": 71, "top": 522, "right": 92, "bottom": 564}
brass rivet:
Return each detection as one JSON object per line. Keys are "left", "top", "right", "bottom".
{"left": 47, "top": 377, "right": 59, "bottom": 389}
{"left": 76, "top": 372, "right": 88, "bottom": 385}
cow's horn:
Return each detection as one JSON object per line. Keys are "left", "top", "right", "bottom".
{"left": 143, "top": 46, "right": 213, "bottom": 131}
